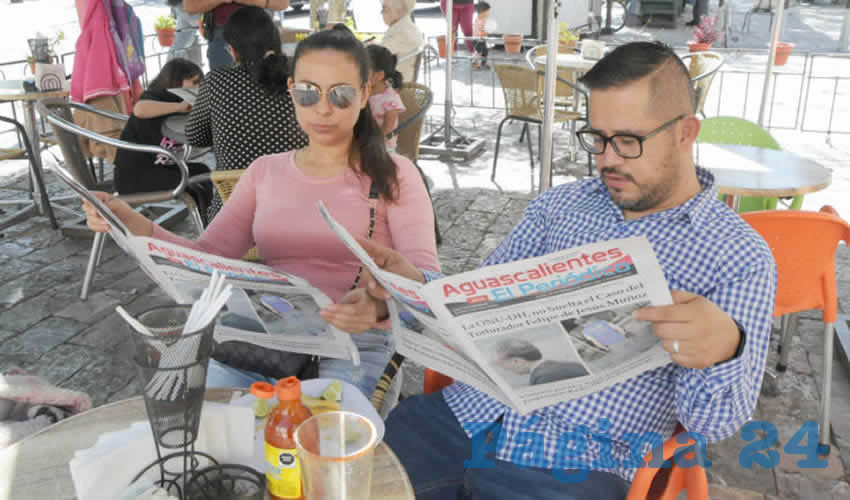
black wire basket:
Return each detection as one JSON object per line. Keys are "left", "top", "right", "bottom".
{"left": 184, "top": 464, "right": 265, "bottom": 500}
{"left": 130, "top": 304, "right": 218, "bottom": 498}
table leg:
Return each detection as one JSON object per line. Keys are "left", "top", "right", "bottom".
{"left": 22, "top": 101, "right": 58, "bottom": 228}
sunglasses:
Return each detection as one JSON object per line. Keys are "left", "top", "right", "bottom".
{"left": 291, "top": 82, "right": 359, "bottom": 109}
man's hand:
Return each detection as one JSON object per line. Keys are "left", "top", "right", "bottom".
{"left": 633, "top": 290, "right": 742, "bottom": 369}
{"left": 356, "top": 238, "right": 425, "bottom": 301}
{"left": 320, "top": 288, "right": 384, "bottom": 334}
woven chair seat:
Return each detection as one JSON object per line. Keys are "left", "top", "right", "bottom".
{"left": 0, "top": 147, "right": 25, "bottom": 161}
{"left": 209, "top": 169, "right": 261, "bottom": 262}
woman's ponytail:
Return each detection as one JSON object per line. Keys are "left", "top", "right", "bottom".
{"left": 251, "top": 52, "right": 289, "bottom": 96}
{"left": 353, "top": 105, "right": 397, "bottom": 202}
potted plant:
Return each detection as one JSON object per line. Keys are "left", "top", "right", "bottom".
{"left": 688, "top": 15, "right": 718, "bottom": 52}
{"left": 558, "top": 22, "right": 579, "bottom": 53}
{"left": 154, "top": 15, "right": 177, "bottom": 47}
{"left": 503, "top": 33, "right": 523, "bottom": 54}
{"left": 27, "top": 31, "right": 63, "bottom": 74}
{"left": 774, "top": 42, "right": 794, "bottom": 66}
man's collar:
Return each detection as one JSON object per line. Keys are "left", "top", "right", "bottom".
{"left": 592, "top": 166, "right": 718, "bottom": 224}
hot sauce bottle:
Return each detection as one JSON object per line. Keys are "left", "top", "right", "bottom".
{"left": 264, "top": 376, "right": 312, "bottom": 500}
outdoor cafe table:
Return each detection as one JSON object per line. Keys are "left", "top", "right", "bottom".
{"left": 695, "top": 143, "right": 833, "bottom": 211}
{"left": 0, "top": 387, "right": 416, "bottom": 500}
{"left": 0, "top": 80, "right": 70, "bottom": 231}
{"left": 532, "top": 52, "right": 598, "bottom": 73}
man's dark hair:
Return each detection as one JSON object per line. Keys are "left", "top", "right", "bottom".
{"left": 494, "top": 339, "right": 542, "bottom": 362}
{"left": 475, "top": 2, "right": 491, "bottom": 14}
{"left": 579, "top": 41, "right": 695, "bottom": 111}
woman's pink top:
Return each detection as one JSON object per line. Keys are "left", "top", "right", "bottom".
{"left": 152, "top": 151, "right": 439, "bottom": 303}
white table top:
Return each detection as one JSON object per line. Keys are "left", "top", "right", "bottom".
{"left": 696, "top": 143, "right": 832, "bottom": 198}
{"left": 533, "top": 53, "right": 598, "bottom": 71}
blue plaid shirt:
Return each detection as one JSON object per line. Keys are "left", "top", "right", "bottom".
{"left": 432, "top": 167, "right": 777, "bottom": 481}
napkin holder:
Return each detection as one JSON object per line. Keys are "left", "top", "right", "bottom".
{"left": 34, "top": 62, "right": 66, "bottom": 91}
{"left": 581, "top": 40, "right": 606, "bottom": 61}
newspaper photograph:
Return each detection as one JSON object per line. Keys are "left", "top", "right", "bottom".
{"left": 321, "top": 203, "right": 673, "bottom": 413}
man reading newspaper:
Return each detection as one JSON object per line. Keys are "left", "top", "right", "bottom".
{"left": 359, "top": 42, "right": 778, "bottom": 498}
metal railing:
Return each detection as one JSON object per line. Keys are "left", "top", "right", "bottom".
{"left": 418, "top": 39, "right": 850, "bottom": 138}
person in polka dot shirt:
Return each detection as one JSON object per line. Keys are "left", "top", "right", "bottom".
{"left": 186, "top": 7, "right": 308, "bottom": 221}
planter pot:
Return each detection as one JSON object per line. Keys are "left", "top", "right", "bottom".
{"left": 503, "top": 34, "right": 523, "bottom": 54}
{"left": 156, "top": 28, "right": 176, "bottom": 47}
{"left": 687, "top": 41, "right": 712, "bottom": 52}
{"left": 559, "top": 40, "right": 578, "bottom": 53}
{"left": 773, "top": 42, "right": 794, "bottom": 66}
{"left": 436, "top": 35, "right": 456, "bottom": 59}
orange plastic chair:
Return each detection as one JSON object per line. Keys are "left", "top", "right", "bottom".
{"left": 741, "top": 206, "right": 850, "bottom": 455}
{"left": 422, "top": 368, "right": 709, "bottom": 499}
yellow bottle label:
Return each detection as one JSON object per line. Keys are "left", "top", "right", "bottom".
{"left": 265, "top": 442, "right": 301, "bottom": 498}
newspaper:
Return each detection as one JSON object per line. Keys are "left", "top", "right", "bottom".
{"left": 167, "top": 87, "right": 199, "bottom": 105}
{"left": 55, "top": 167, "right": 359, "bottom": 365}
{"left": 319, "top": 202, "right": 674, "bottom": 414}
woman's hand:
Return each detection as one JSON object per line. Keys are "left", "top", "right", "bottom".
{"left": 81, "top": 191, "right": 154, "bottom": 237}
{"left": 320, "top": 288, "right": 387, "bottom": 334}
{"left": 356, "top": 237, "right": 425, "bottom": 301}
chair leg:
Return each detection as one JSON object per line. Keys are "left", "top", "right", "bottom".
{"left": 819, "top": 322, "right": 834, "bottom": 455}
{"left": 491, "top": 117, "right": 509, "bottom": 181}
{"left": 526, "top": 123, "right": 535, "bottom": 172}
{"left": 776, "top": 313, "right": 795, "bottom": 372}
{"left": 81, "top": 232, "right": 106, "bottom": 300}
{"left": 518, "top": 123, "right": 528, "bottom": 144}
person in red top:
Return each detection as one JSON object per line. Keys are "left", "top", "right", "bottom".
{"left": 183, "top": 0, "right": 291, "bottom": 70}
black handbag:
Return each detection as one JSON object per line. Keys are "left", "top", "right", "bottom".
{"left": 210, "top": 182, "right": 379, "bottom": 381}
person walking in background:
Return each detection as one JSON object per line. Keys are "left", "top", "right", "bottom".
{"left": 686, "top": 0, "right": 708, "bottom": 26}
{"left": 166, "top": 1, "right": 203, "bottom": 68}
{"left": 472, "top": 1, "right": 490, "bottom": 69}
{"left": 367, "top": 45, "right": 405, "bottom": 152}
{"left": 183, "top": 0, "right": 290, "bottom": 70}
{"left": 379, "top": 0, "right": 424, "bottom": 82}
{"left": 440, "top": 0, "right": 475, "bottom": 53}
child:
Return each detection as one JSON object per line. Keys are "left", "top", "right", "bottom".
{"left": 473, "top": 2, "right": 491, "bottom": 70}
{"left": 367, "top": 45, "right": 406, "bottom": 152}
{"left": 113, "top": 58, "right": 212, "bottom": 221}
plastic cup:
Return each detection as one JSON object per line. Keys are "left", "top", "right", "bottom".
{"left": 294, "top": 411, "right": 377, "bottom": 500}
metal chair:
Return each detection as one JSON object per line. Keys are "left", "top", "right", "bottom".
{"left": 0, "top": 115, "right": 58, "bottom": 231}
{"left": 697, "top": 116, "right": 803, "bottom": 212}
{"left": 36, "top": 97, "right": 205, "bottom": 300}
{"left": 422, "top": 368, "right": 709, "bottom": 500}
{"left": 680, "top": 51, "right": 724, "bottom": 118}
{"left": 741, "top": 207, "right": 850, "bottom": 455}
{"left": 491, "top": 64, "right": 586, "bottom": 182}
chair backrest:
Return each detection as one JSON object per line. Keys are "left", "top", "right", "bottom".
{"left": 681, "top": 51, "right": 724, "bottom": 116}
{"left": 493, "top": 64, "right": 542, "bottom": 120}
{"left": 741, "top": 208, "right": 850, "bottom": 322}
{"left": 37, "top": 97, "right": 101, "bottom": 190}
{"left": 526, "top": 46, "right": 579, "bottom": 101}
{"left": 391, "top": 82, "right": 433, "bottom": 163}
{"left": 697, "top": 116, "right": 780, "bottom": 150}
{"left": 37, "top": 96, "right": 193, "bottom": 202}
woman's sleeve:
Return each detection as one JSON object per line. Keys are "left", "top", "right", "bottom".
{"left": 151, "top": 158, "right": 262, "bottom": 258}
{"left": 385, "top": 155, "right": 440, "bottom": 273}
{"left": 186, "top": 74, "right": 214, "bottom": 147}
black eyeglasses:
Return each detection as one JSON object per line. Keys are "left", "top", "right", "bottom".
{"left": 290, "top": 82, "right": 360, "bottom": 109}
{"left": 576, "top": 114, "right": 687, "bottom": 159}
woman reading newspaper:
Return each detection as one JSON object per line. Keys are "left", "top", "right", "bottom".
{"left": 81, "top": 26, "right": 440, "bottom": 399}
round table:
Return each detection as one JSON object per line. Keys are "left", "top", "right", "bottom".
{"left": 0, "top": 388, "right": 415, "bottom": 500}
{"left": 533, "top": 53, "right": 598, "bottom": 72}
{"left": 695, "top": 143, "right": 832, "bottom": 209}
{"left": 0, "top": 81, "right": 70, "bottom": 230}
